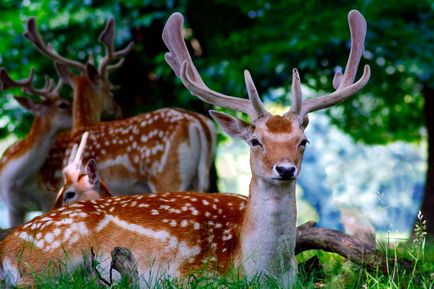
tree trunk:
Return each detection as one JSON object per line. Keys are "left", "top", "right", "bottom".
{"left": 420, "top": 85, "right": 434, "bottom": 237}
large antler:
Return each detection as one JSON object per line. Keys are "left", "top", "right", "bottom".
{"left": 163, "top": 11, "right": 370, "bottom": 121}
{"left": 98, "top": 18, "right": 135, "bottom": 76}
{"left": 288, "top": 10, "right": 371, "bottom": 118}
{"left": 24, "top": 18, "right": 86, "bottom": 73}
{"left": 162, "top": 13, "right": 269, "bottom": 120}
{"left": 0, "top": 68, "right": 63, "bottom": 99}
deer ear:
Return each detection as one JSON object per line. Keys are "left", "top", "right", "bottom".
{"left": 14, "top": 96, "right": 38, "bottom": 111}
{"left": 209, "top": 110, "right": 250, "bottom": 141}
{"left": 54, "top": 63, "right": 75, "bottom": 87}
{"left": 85, "top": 63, "right": 100, "bottom": 84}
{"left": 85, "top": 159, "right": 99, "bottom": 185}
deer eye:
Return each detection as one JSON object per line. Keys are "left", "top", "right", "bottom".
{"left": 58, "top": 102, "right": 70, "bottom": 109}
{"left": 64, "top": 191, "right": 76, "bottom": 201}
{"left": 299, "top": 139, "right": 309, "bottom": 147}
{"left": 250, "top": 138, "right": 262, "bottom": 147}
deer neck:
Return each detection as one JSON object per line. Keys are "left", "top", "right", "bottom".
{"left": 239, "top": 175, "right": 297, "bottom": 283}
{"left": 0, "top": 115, "right": 60, "bottom": 186}
{"left": 72, "top": 80, "right": 101, "bottom": 133}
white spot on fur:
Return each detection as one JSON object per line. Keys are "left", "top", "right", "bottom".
{"left": 193, "top": 222, "right": 200, "bottom": 230}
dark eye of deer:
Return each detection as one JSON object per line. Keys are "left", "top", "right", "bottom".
{"left": 64, "top": 191, "right": 76, "bottom": 201}
{"left": 250, "top": 139, "right": 262, "bottom": 147}
{"left": 58, "top": 102, "right": 69, "bottom": 109}
{"left": 299, "top": 139, "right": 309, "bottom": 147}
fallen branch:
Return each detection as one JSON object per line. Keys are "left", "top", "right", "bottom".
{"left": 295, "top": 221, "right": 413, "bottom": 273}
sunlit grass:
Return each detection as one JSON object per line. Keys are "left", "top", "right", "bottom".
{"left": 11, "top": 239, "right": 432, "bottom": 289}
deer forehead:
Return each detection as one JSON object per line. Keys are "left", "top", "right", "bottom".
{"left": 253, "top": 116, "right": 304, "bottom": 143}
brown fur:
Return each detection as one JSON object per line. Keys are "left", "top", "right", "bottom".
{"left": 265, "top": 116, "right": 293, "bottom": 133}
{"left": 1, "top": 192, "right": 247, "bottom": 285}
{"left": 72, "top": 76, "right": 114, "bottom": 133}
{"left": 64, "top": 108, "right": 214, "bottom": 194}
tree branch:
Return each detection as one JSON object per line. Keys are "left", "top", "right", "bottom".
{"left": 296, "top": 221, "right": 413, "bottom": 273}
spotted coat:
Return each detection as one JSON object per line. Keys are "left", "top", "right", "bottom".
{"left": 0, "top": 192, "right": 247, "bottom": 286}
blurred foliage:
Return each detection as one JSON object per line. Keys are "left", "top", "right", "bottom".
{"left": 0, "top": 0, "right": 432, "bottom": 145}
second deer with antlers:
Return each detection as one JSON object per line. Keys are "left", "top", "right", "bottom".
{"left": 0, "top": 10, "right": 370, "bottom": 288}
{"left": 0, "top": 69, "right": 72, "bottom": 226}
{"left": 24, "top": 17, "right": 216, "bottom": 196}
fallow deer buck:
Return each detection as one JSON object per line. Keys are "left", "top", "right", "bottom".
{"left": 0, "top": 69, "right": 72, "bottom": 227}
{"left": 25, "top": 17, "right": 216, "bottom": 194}
{"left": 0, "top": 10, "right": 370, "bottom": 287}
{"left": 52, "top": 132, "right": 112, "bottom": 209}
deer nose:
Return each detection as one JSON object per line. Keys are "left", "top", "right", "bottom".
{"left": 274, "top": 164, "right": 297, "bottom": 180}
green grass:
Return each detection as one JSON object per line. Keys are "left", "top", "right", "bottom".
{"left": 4, "top": 241, "right": 431, "bottom": 289}
{"left": 4, "top": 218, "right": 434, "bottom": 289}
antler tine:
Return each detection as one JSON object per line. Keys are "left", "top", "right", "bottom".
{"left": 74, "top": 131, "right": 89, "bottom": 164}
{"left": 298, "top": 10, "right": 371, "bottom": 117}
{"left": 52, "top": 79, "right": 64, "bottom": 96}
{"left": 0, "top": 67, "right": 61, "bottom": 100}
{"left": 286, "top": 68, "right": 302, "bottom": 116}
{"left": 244, "top": 70, "right": 269, "bottom": 117}
{"left": 163, "top": 12, "right": 268, "bottom": 120}
{"left": 68, "top": 144, "right": 78, "bottom": 165}
{"left": 98, "top": 18, "right": 135, "bottom": 76}
{"left": 0, "top": 68, "right": 34, "bottom": 91}
{"left": 24, "top": 17, "right": 85, "bottom": 72}
{"left": 42, "top": 76, "right": 54, "bottom": 92}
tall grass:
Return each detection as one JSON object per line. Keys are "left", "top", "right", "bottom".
{"left": 5, "top": 216, "right": 434, "bottom": 289}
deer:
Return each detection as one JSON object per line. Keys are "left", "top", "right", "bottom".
{"left": 0, "top": 68, "right": 72, "bottom": 227}
{"left": 24, "top": 17, "right": 216, "bottom": 196}
{"left": 0, "top": 10, "right": 370, "bottom": 288}
{"left": 52, "top": 132, "right": 112, "bottom": 209}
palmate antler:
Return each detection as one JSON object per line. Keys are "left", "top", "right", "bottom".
{"left": 0, "top": 68, "right": 63, "bottom": 99}
{"left": 162, "top": 13, "right": 269, "bottom": 120}
{"left": 162, "top": 10, "right": 370, "bottom": 121}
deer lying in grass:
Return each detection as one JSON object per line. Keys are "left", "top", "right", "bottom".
{"left": 25, "top": 17, "right": 216, "bottom": 195}
{"left": 0, "top": 69, "right": 72, "bottom": 226}
{"left": 52, "top": 132, "right": 112, "bottom": 209}
{"left": 0, "top": 10, "right": 370, "bottom": 287}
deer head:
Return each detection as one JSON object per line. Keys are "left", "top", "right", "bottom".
{"left": 53, "top": 132, "right": 111, "bottom": 209}
{"left": 163, "top": 11, "right": 370, "bottom": 186}
{"left": 24, "top": 18, "right": 134, "bottom": 131}
{"left": 0, "top": 68, "right": 71, "bottom": 131}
